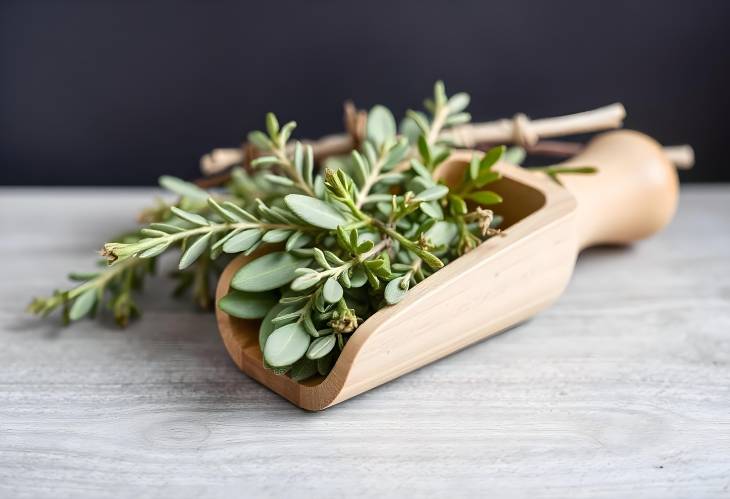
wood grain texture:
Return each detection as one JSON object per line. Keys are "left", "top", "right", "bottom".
{"left": 0, "top": 186, "right": 728, "bottom": 498}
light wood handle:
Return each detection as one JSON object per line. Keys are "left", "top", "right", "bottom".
{"left": 556, "top": 130, "right": 679, "bottom": 249}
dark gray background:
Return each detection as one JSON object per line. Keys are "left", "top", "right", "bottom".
{"left": 1, "top": 0, "right": 728, "bottom": 185}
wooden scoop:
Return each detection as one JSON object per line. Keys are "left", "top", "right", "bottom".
{"left": 215, "top": 130, "right": 679, "bottom": 410}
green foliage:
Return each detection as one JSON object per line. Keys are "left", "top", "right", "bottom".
{"left": 28, "top": 80, "right": 596, "bottom": 381}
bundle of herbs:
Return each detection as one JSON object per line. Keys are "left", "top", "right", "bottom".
{"left": 28, "top": 82, "right": 594, "bottom": 381}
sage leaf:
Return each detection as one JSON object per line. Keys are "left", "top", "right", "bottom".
{"left": 259, "top": 303, "right": 293, "bottom": 349}
{"left": 263, "top": 322, "right": 310, "bottom": 367}
{"left": 285, "top": 194, "right": 347, "bottom": 229}
{"left": 426, "top": 221, "right": 458, "bottom": 248}
{"left": 179, "top": 233, "right": 212, "bottom": 270}
{"left": 306, "top": 335, "right": 336, "bottom": 360}
{"left": 322, "top": 277, "right": 343, "bottom": 303}
{"left": 170, "top": 206, "right": 209, "bottom": 226}
{"left": 223, "top": 229, "right": 261, "bottom": 253}
{"left": 463, "top": 191, "right": 503, "bottom": 205}
{"left": 416, "top": 184, "right": 449, "bottom": 202}
{"left": 385, "top": 276, "right": 410, "bottom": 305}
{"left": 262, "top": 229, "right": 292, "bottom": 243}
{"left": 69, "top": 289, "right": 96, "bottom": 321}
{"left": 447, "top": 92, "right": 470, "bottom": 114}
{"left": 420, "top": 201, "right": 443, "bottom": 220}
{"left": 218, "top": 290, "right": 277, "bottom": 319}
{"left": 139, "top": 242, "right": 170, "bottom": 258}
{"left": 480, "top": 145, "right": 505, "bottom": 170}
{"left": 366, "top": 105, "right": 397, "bottom": 147}
{"left": 289, "top": 357, "right": 318, "bottom": 381}
{"left": 159, "top": 175, "right": 208, "bottom": 201}
{"left": 232, "top": 252, "right": 311, "bottom": 292}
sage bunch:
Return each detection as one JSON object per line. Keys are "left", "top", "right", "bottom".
{"left": 28, "top": 81, "right": 595, "bottom": 381}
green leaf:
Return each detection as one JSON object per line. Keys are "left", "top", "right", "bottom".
{"left": 384, "top": 276, "right": 410, "bottom": 305}
{"left": 218, "top": 290, "right": 277, "bottom": 319}
{"left": 259, "top": 303, "right": 292, "bottom": 349}
{"left": 170, "top": 206, "right": 209, "bottom": 226}
{"left": 139, "top": 242, "right": 170, "bottom": 258}
{"left": 266, "top": 112, "right": 279, "bottom": 139}
{"left": 159, "top": 176, "right": 208, "bottom": 201}
{"left": 306, "top": 335, "right": 336, "bottom": 360}
{"left": 232, "top": 252, "right": 311, "bottom": 292}
{"left": 69, "top": 289, "right": 97, "bottom": 321}
{"left": 263, "top": 322, "right": 310, "bottom": 367}
{"left": 419, "top": 250, "right": 444, "bottom": 270}
{"left": 349, "top": 266, "right": 368, "bottom": 288}
{"left": 504, "top": 146, "right": 526, "bottom": 165}
{"left": 366, "top": 105, "right": 397, "bottom": 147}
{"left": 285, "top": 194, "right": 347, "bottom": 230}
{"left": 179, "top": 233, "right": 212, "bottom": 270}
{"left": 223, "top": 229, "right": 261, "bottom": 253}
{"left": 289, "top": 357, "right": 318, "bottom": 381}
{"left": 480, "top": 145, "right": 505, "bottom": 171}
{"left": 417, "top": 135, "right": 432, "bottom": 165}
{"left": 420, "top": 201, "right": 443, "bottom": 220}
{"left": 322, "top": 277, "right": 343, "bottom": 303}
{"left": 469, "top": 155, "right": 480, "bottom": 180}
{"left": 262, "top": 229, "right": 292, "bottom": 243}
{"left": 426, "top": 221, "right": 458, "bottom": 248}
{"left": 474, "top": 170, "right": 501, "bottom": 188}
{"left": 447, "top": 92, "right": 470, "bottom": 114}
{"left": 248, "top": 130, "right": 272, "bottom": 150}
{"left": 416, "top": 184, "right": 449, "bottom": 202}
{"left": 463, "top": 191, "right": 503, "bottom": 205}
{"left": 449, "top": 195, "right": 467, "bottom": 215}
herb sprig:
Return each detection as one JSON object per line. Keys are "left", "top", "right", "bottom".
{"left": 28, "top": 81, "right": 596, "bottom": 380}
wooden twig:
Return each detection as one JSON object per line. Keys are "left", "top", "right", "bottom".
{"left": 197, "top": 102, "right": 693, "bottom": 181}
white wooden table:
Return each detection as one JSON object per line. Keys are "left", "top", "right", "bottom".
{"left": 1, "top": 186, "right": 728, "bottom": 498}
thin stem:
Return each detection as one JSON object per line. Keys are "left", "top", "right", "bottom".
{"left": 272, "top": 148, "right": 315, "bottom": 196}
{"left": 355, "top": 150, "right": 388, "bottom": 209}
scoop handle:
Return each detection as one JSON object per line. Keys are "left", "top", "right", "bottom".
{"left": 556, "top": 130, "right": 679, "bottom": 250}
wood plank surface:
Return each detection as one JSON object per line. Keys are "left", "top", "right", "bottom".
{"left": 0, "top": 186, "right": 728, "bottom": 498}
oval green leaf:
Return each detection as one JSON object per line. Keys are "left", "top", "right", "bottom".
{"left": 306, "top": 334, "right": 336, "bottom": 360}
{"left": 284, "top": 194, "right": 347, "bottom": 230}
{"left": 416, "top": 184, "right": 449, "bottom": 202}
{"left": 179, "top": 233, "right": 212, "bottom": 270}
{"left": 322, "top": 277, "right": 343, "bottom": 303}
{"left": 366, "top": 105, "right": 397, "bottom": 146}
{"left": 69, "top": 289, "right": 97, "bottom": 321}
{"left": 223, "top": 229, "right": 262, "bottom": 253}
{"left": 232, "top": 252, "right": 311, "bottom": 292}
{"left": 159, "top": 175, "right": 209, "bottom": 201}
{"left": 218, "top": 290, "right": 277, "bottom": 319}
{"left": 263, "top": 322, "right": 311, "bottom": 367}
{"left": 384, "top": 276, "right": 410, "bottom": 305}
{"left": 464, "top": 191, "right": 503, "bottom": 205}
{"left": 289, "top": 357, "right": 318, "bottom": 381}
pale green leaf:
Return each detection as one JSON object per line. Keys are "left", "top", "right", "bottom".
{"left": 263, "top": 322, "right": 310, "bottom": 367}
{"left": 69, "top": 289, "right": 97, "bottom": 321}
{"left": 322, "top": 277, "right": 343, "bottom": 303}
{"left": 223, "top": 229, "right": 261, "bottom": 253}
{"left": 232, "top": 252, "right": 311, "bottom": 292}
{"left": 463, "top": 191, "right": 503, "bottom": 205}
{"left": 170, "top": 206, "right": 209, "bottom": 226}
{"left": 218, "top": 290, "right": 277, "bottom": 319}
{"left": 384, "top": 276, "right": 410, "bottom": 305}
{"left": 284, "top": 194, "right": 347, "bottom": 229}
{"left": 159, "top": 175, "right": 208, "bottom": 200}
{"left": 179, "top": 232, "right": 212, "bottom": 270}
{"left": 306, "top": 335, "right": 336, "bottom": 360}
{"left": 366, "top": 105, "right": 397, "bottom": 147}
{"left": 416, "top": 184, "right": 449, "bottom": 202}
